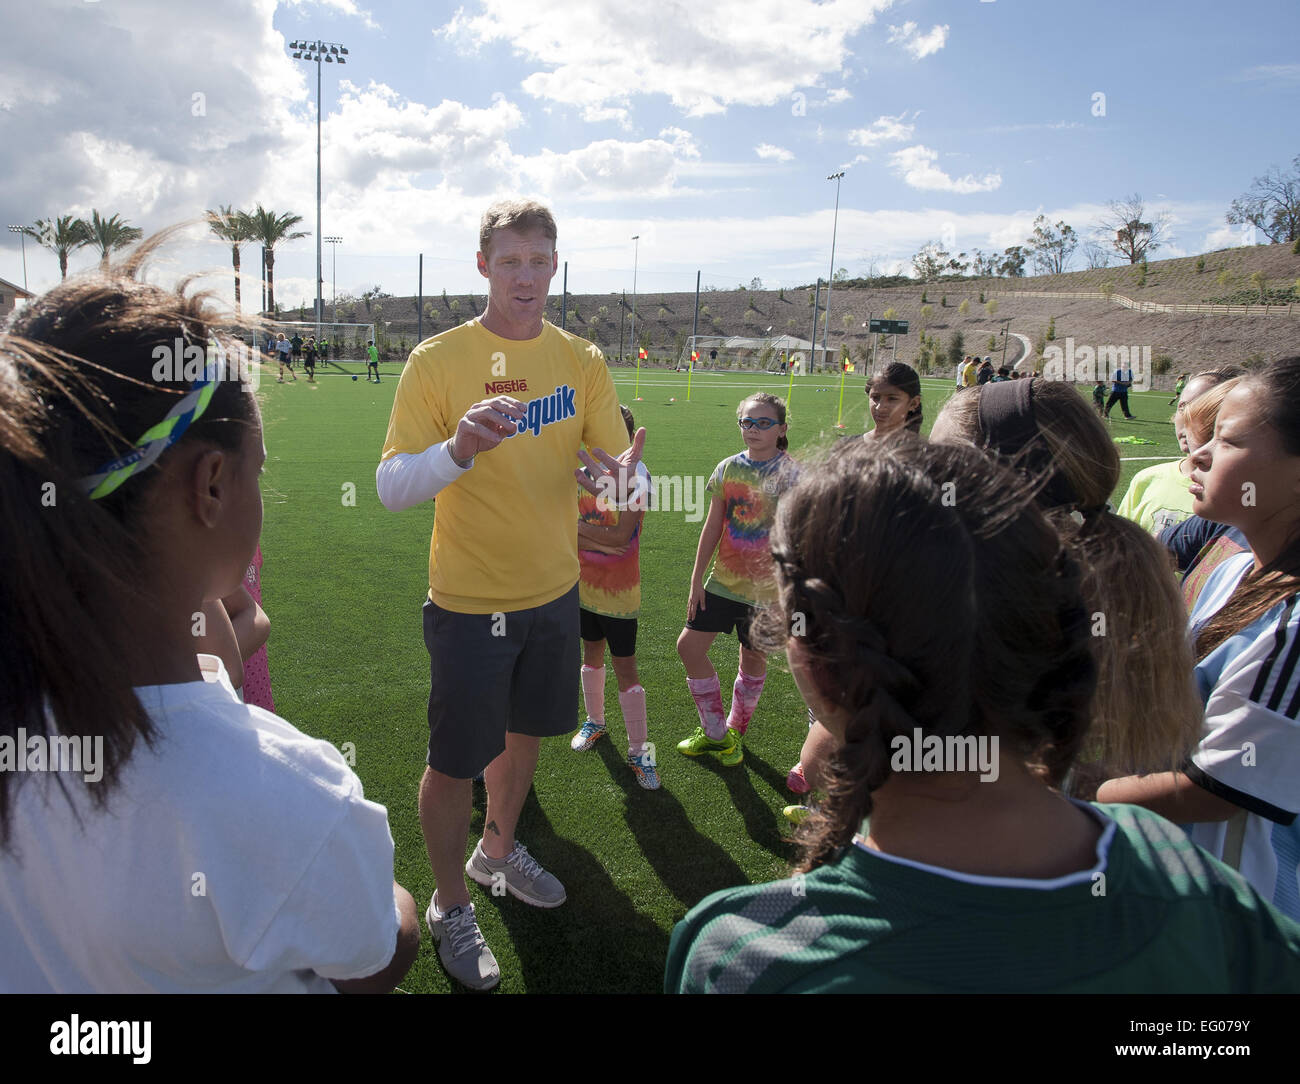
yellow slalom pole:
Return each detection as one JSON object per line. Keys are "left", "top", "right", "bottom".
{"left": 686, "top": 358, "right": 694, "bottom": 401}
{"left": 786, "top": 360, "right": 795, "bottom": 407}
{"left": 634, "top": 352, "right": 642, "bottom": 400}
{"left": 835, "top": 364, "right": 847, "bottom": 428}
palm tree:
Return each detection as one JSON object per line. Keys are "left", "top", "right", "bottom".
{"left": 207, "top": 205, "right": 254, "bottom": 315}
{"left": 246, "top": 205, "right": 307, "bottom": 315}
{"left": 23, "top": 215, "right": 91, "bottom": 280}
{"left": 84, "top": 210, "right": 143, "bottom": 269}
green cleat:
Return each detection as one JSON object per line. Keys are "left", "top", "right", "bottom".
{"left": 676, "top": 726, "right": 743, "bottom": 767}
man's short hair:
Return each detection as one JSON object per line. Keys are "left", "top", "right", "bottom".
{"left": 479, "top": 200, "right": 558, "bottom": 256}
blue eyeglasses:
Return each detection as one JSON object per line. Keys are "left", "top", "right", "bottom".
{"left": 738, "top": 416, "right": 779, "bottom": 430}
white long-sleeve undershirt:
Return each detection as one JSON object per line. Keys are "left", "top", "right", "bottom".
{"left": 375, "top": 440, "right": 472, "bottom": 511}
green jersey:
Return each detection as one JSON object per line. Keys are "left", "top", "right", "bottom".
{"left": 665, "top": 803, "right": 1300, "bottom": 993}
{"left": 367, "top": 344, "right": 379, "bottom": 365}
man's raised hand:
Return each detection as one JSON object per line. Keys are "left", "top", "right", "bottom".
{"left": 451, "top": 396, "right": 526, "bottom": 466}
{"left": 576, "top": 426, "right": 647, "bottom": 507}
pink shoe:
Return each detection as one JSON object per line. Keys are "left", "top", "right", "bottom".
{"left": 786, "top": 762, "right": 810, "bottom": 795}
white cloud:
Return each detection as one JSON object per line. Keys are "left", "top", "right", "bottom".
{"left": 826, "top": 88, "right": 853, "bottom": 104}
{"left": 848, "top": 112, "right": 915, "bottom": 147}
{"left": 659, "top": 127, "right": 701, "bottom": 158}
{"left": 986, "top": 121, "right": 1084, "bottom": 134}
{"left": 889, "top": 145, "right": 1001, "bottom": 194}
{"left": 887, "top": 21, "right": 949, "bottom": 59}
{"left": 522, "top": 137, "right": 696, "bottom": 201}
{"left": 439, "top": 0, "right": 893, "bottom": 118}
{"left": 282, "top": 0, "right": 380, "bottom": 31}
{"left": 1236, "top": 64, "right": 1300, "bottom": 85}
{"left": 756, "top": 144, "right": 795, "bottom": 162}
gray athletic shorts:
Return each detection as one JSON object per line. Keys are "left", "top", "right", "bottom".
{"left": 422, "top": 585, "right": 579, "bottom": 779}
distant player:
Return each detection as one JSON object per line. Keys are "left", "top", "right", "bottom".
{"left": 303, "top": 336, "right": 318, "bottom": 383}
{"left": 367, "top": 341, "right": 380, "bottom": 383}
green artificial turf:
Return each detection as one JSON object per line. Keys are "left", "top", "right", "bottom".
{"left": 257, "top": 363, "right": 1182, "bottom": 994}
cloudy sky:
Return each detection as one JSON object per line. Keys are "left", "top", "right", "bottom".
{"left": 2, "top": 0, "right": 1297, "bottom": 311}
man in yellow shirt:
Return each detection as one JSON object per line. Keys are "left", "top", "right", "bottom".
{"left": 377, "top": 200, "right": 642, "bottom": 990}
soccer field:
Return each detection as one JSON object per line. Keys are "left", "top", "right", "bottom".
{"left": 257, "top": 363, "right": 1182, "bottom": 994}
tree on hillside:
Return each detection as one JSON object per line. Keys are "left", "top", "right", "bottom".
{"left": 969, "top": 250, "right": 999, "bottom": 277}
{"left": 22, "top": 215, "right": 91, "bottom": 279}
{"left": 1097, "top": 195, "right": 1169, "bottom": 265}
{"left": 207, "top": 205, "right": 254, "bottom": 315}
{"left": 750, "top": 277, "right": 764, "bottom": 290}
{"left": 1227, "top": 155, "right": 1300, "bottom": 244}
{"left": 1027, "top": 215, "right": 1078, "bottom": 275}
{"left": 361, "top": 286, "right": 391, "bottom": 314}
{"left": 1081, "top": 240, "right": 1111, "bottom": 269}
{"left": 999, "top": 246, "right": 1027, "bottom": 277}
{"left": 912, "top": 241, "right": 949, "bottom": 282}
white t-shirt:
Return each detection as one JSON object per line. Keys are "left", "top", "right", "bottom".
{"left": 0, "top": 656, "right": 400, "bottom": 993}
{"left": 1186, "top": 552, "right": 1300, "bottom": 921}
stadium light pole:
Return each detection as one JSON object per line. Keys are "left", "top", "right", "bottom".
{"left": 630, "top": 234, "right": 639, "bottom": 362}
{"left": 290, "top": 38, "right": 349, "bottom": 340}
{"left": 7, "top": 225, "right": 28, "bottom": 292}
{"left": 324, "top": 235, "right": 342, "bottom": 323}
{"left": 821, "top": 171, "right": 845, "bottom": 373}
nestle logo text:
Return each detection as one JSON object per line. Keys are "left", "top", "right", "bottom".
{"left": 485, "top": 379, "right": 528, "bottom": 394}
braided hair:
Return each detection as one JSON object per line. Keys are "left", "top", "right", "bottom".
{"left": 753, "top": 438, "right": 1097, "bottom": 873}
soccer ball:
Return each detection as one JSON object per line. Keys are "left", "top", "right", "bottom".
{"left": 669, "top": 397, "right": 676, "bottom": 402}
{"left": 352, "top": 375, "right": 358, "bottom": 381}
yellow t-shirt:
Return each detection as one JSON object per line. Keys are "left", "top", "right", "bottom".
{"left": 381, "top": 318, "right": 630, "bottom": 614}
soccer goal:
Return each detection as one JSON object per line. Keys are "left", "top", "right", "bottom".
{"left": 251, "top": 321, "right": 377, "bottom": 371}
{"left": 678, "top": 334, "right": 819, "bottom": 374}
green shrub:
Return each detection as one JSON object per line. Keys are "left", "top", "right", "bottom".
{"left": 946, "top": 330, "right": 965, "bottom": 368}
{"left": 1195, "top": 256, "right": 1205, "bottom": 273}
{"left": 958, "top": 299, "right": 970, "bottom": 315}
{"left": 1046, "top": 315, "right": 1056, "bottom": 341}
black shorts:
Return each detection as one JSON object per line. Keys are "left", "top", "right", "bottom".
{"left": 579, "top": 607, "right": 638, "bottom": 658}
{"left": 685, "top": 589, "right": 756, "bottom": 650}
{"left": 422, "top": 585, "right": 579, "bottom": 779}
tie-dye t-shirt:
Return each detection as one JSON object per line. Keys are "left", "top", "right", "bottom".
{"left": 578, "top": 461, "right": 650, "bottom": 619}
{"left": 703, "top": 451, "right": 799, "bottom": 606}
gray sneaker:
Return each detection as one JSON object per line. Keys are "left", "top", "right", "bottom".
{"left": 466, "top": 840, "right": 567, "bottom": 908}
{"left": 426, "top": 897, "right": 500, "bottom": 991}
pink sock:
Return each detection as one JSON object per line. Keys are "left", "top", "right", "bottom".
{"left": 726, "top": 671, "right": 766, "bottom": 735}
{"left": 619, "top": 685, "right": 648, "bottom": 754}
{"left": 581, "top": 665, "right": 605, "bottom": 725}
{"left": 687, "top": 674, "right": 728, "bottom": 740}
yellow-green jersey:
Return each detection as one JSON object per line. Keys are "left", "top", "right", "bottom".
{"left": 381, "top": 318, "right": 629, "bottom": 614}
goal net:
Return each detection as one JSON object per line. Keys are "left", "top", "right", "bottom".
{"left": 231, "top": 321, "right": 378, "bottom": 368}
{"left": 677, "top": 334, "right": 822, "bottom": 374}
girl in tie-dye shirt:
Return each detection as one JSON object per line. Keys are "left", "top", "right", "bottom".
{"left": 676, "top": 393, "right": 798, "bottom": 767}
